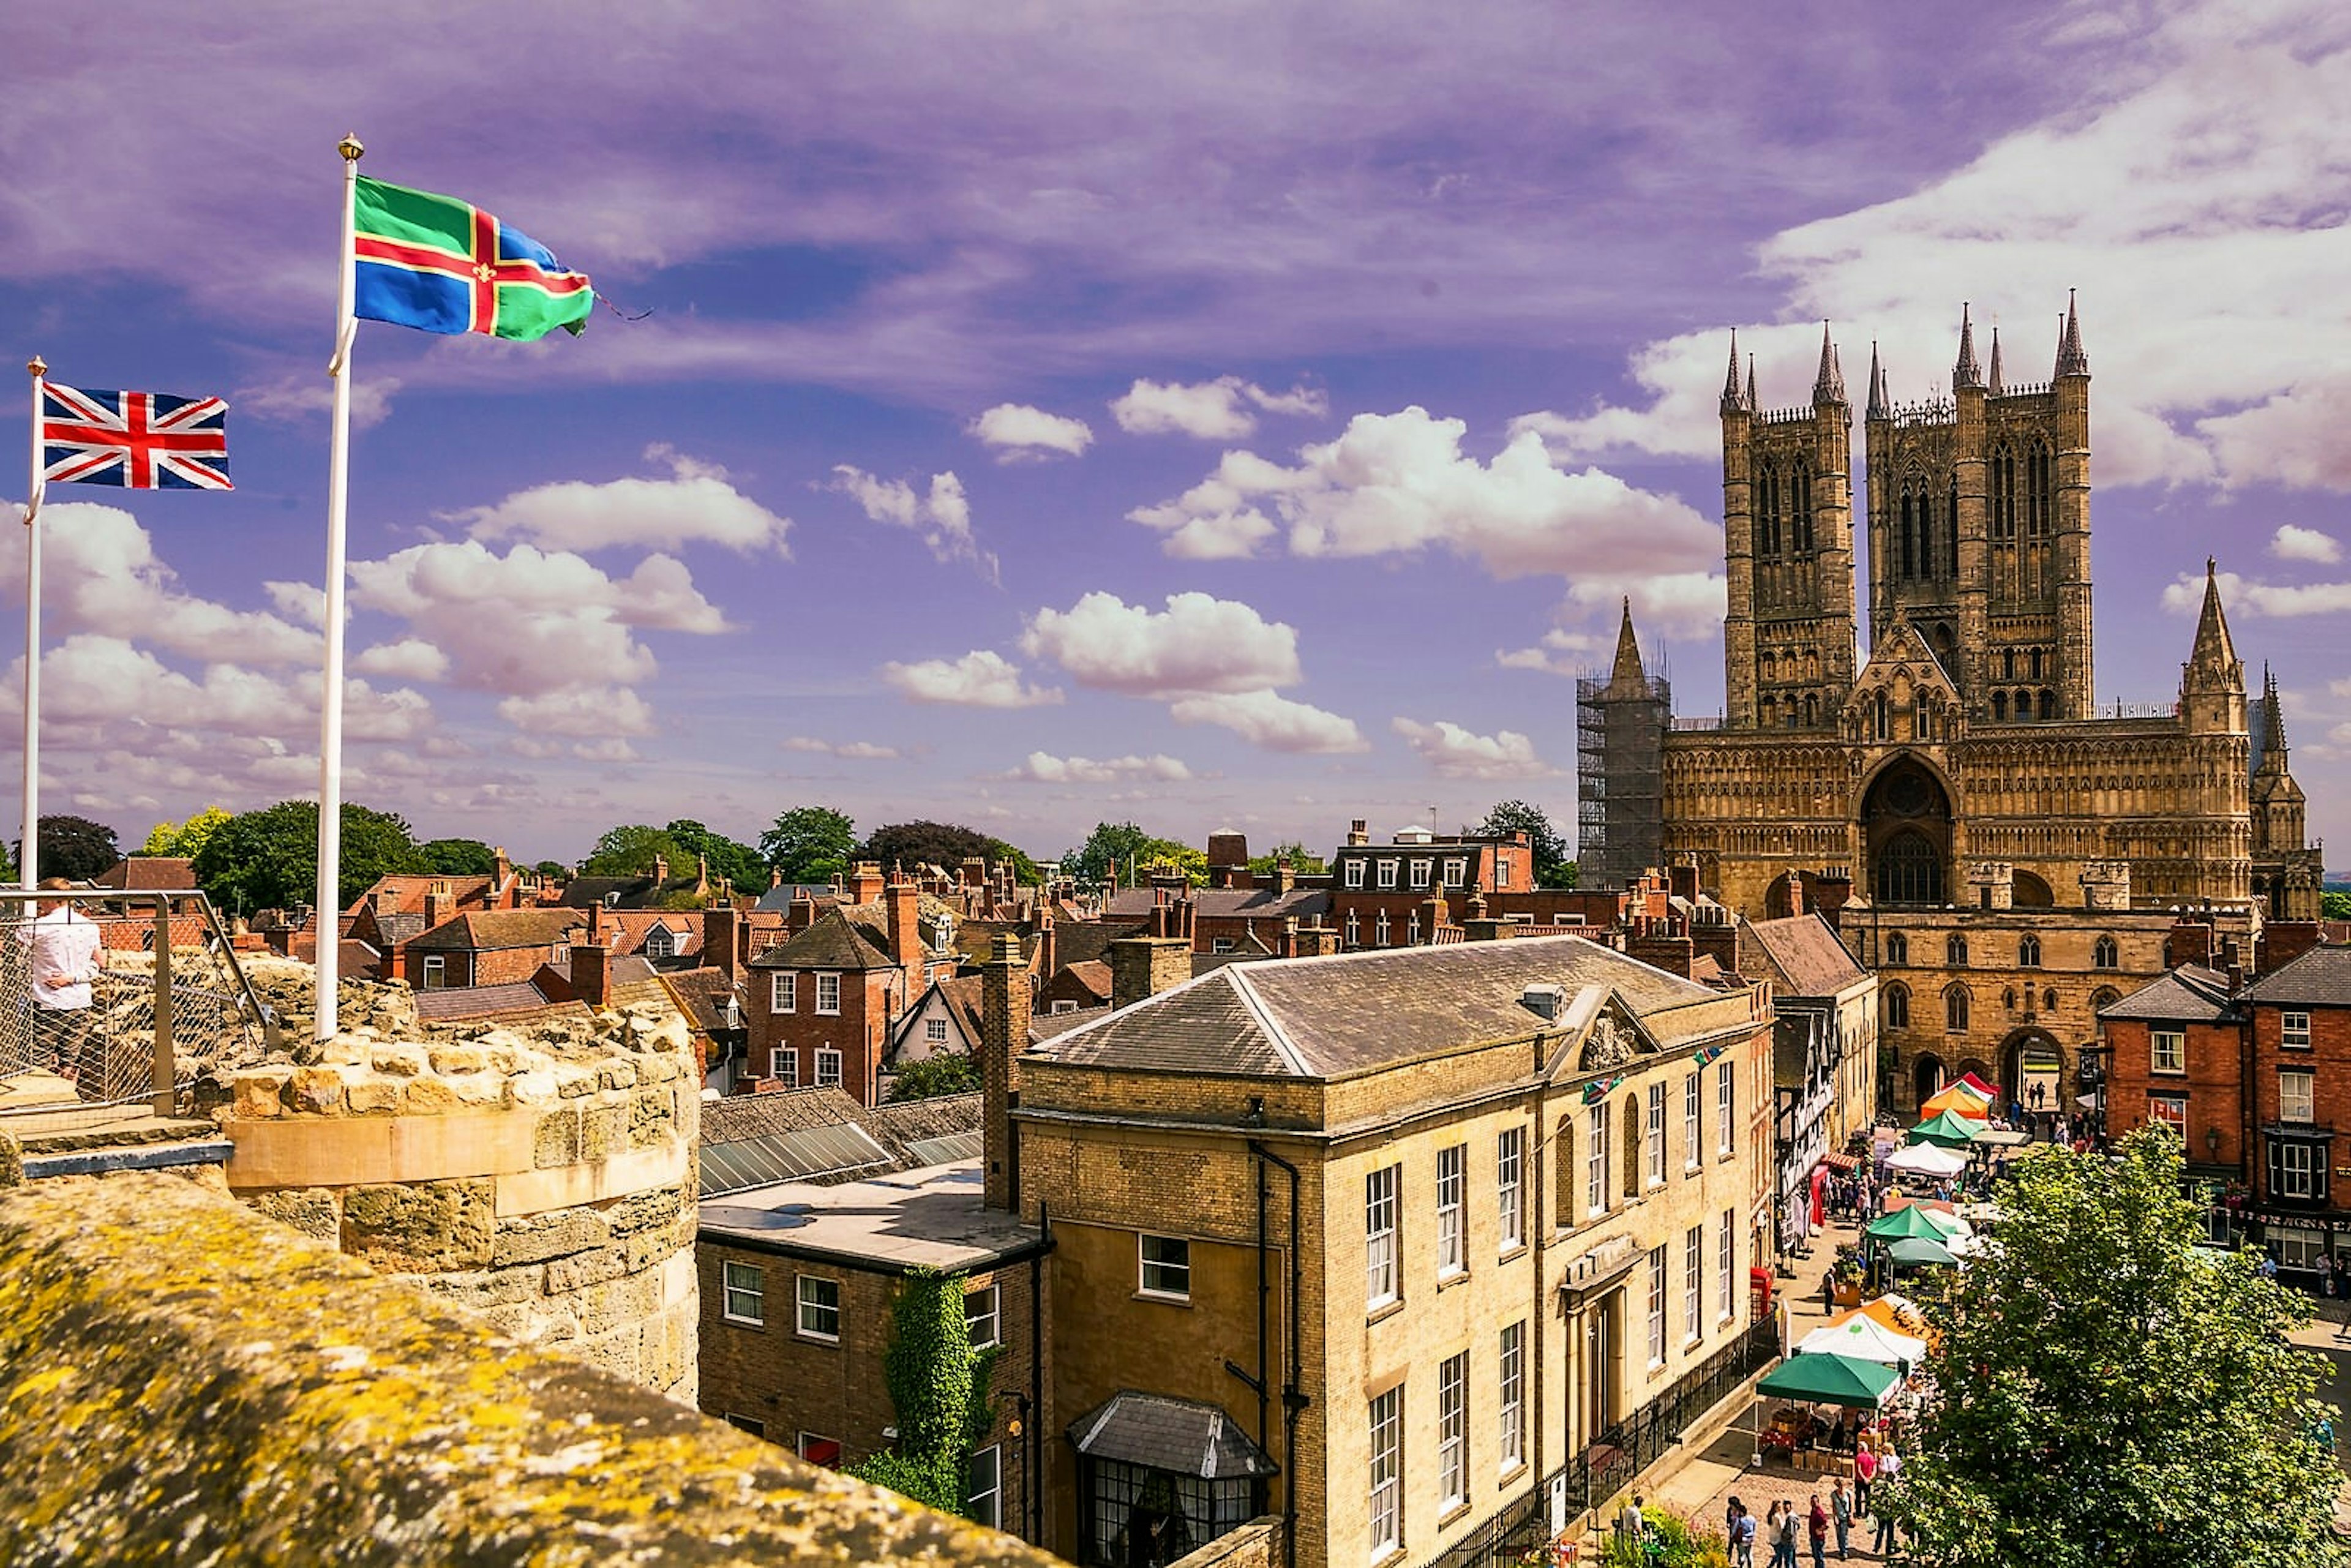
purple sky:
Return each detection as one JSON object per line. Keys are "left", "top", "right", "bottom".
{"left": 4, "top": 1, "right": 2348, "bottom": 867}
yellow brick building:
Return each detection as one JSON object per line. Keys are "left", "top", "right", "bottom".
{"left": 1011, "top": 934, "right": 1779, "bottom": 1568}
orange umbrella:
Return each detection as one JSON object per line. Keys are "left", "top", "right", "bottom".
{"left": 1922, "top": 1081, "right": 1991, "bottom": 1120}
{"left": 1834, "top": 1293, "right": 1935, "bottom": 1346}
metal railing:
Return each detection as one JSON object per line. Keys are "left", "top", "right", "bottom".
{"left": 0, "top": 887, "right": 277, "bottom": 1124}
{"left": 1411, "top": 1317, "right": 1781, "bottom": 1568}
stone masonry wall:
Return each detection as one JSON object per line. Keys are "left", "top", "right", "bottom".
{"left": 209, "top": 959, "right": 700, "bottom": 1403}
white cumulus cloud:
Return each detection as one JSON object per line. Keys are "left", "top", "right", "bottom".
{"left": 2272, "top": 524, "right": 2344, "bottom": 565}
{"left": 1392, "top": 718, "right": 1551, "bottom": 779}
{"left": 452, "top": 446, "right": 792, "bottom": 555}
{"left": 497, "top": 687, "right": 657, "bottom": 738}
{"left": 828, "top": 465, "right": 996, "bottom": 579}
{"left": 1169, "top": 689, "right": 1367, "bottom": 754}
{"left": 783, "top": 736, "right": 905, "bottom": 760}
{"left": 1021, "top": 590, "right": 1302, "bottom": 697}
{"left": 2161, "top": 568, "right": 2351, "bottom": 619}
{"left": 351, "top": 638, "right": 451, "bottom": 683}
{"left": 1002, "top": 751, "right": 1193, "bottom": 784}
{"left": 1111, "top": 376, "right": 1328, "bottom": 440}
{"left": 969, "top": 403, "right": 1093, "bottom": 460}
{"left": 880, "top": 650, "right": 1063, "bottom": 708}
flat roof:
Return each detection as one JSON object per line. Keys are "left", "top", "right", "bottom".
{"left": 697, "top": 1160, "right": 1043, "bottom": 1274}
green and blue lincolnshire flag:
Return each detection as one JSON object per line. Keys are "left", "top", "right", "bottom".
{"left": 353, "top": 176, "right": 593, "bottom": 340}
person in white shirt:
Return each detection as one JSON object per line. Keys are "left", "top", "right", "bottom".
{"left": 21, "top": 880, "right": 102, "bottom": 1086}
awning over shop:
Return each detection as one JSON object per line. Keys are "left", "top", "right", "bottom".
{"left": 1821, "top": 1152, "right": 1860, "bottom": 1172}
{"left": 1068, "top": 1392, "right": 1278, "bottom": 1481}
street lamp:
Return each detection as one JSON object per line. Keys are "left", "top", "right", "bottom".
{"left": 2206, "top": 1125, "right": 2223, "bottom": 1158}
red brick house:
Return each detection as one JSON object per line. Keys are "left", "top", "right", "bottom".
{"left": 745, "top": 885, "right": 931, "bottom": 1106}
{"left": 401, "top": 909, "right": 586, "bottom": 991}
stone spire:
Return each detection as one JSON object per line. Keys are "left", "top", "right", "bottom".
{"left": 2181, "top": 558, "right": 2246, "bottom": 735}
{"left": 2189, "top": 557, "right": 2238, "bottom": 675}
{"left": 1745, "top": 355, "right": 1757, "bottom": 412}
{"left": 1953, "top": 303, "right": 1984, "bottom": 391}
{"left": 1812, "top": 321, "right": 1845, "bottom": 405}
{"left": 2055, "top": 288, "right": 2090, "bottom": 377}
{"left": 1605, "top": 597, "right": 1648, "bottom": 697}
{"left": 1987, "top": 325, "right": 2004, "bottom": 394}
{"left": 1720, "top": 330, "right": 1747, "bottom": 414}
{"left": 1865, "top": 341, "right": 1889, "bottom": 418}
{"left": 2260, "top": 662, "right": 2290, "bottom": 767}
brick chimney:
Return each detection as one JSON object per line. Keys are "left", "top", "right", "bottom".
{"left": 1272, "top": 858, "right": 1295, "bottom": 896}
{"left": 981, "top": 932, "right": 1030, "bottom": 1212}
{"left": 1110, "top": 928, "right": 1191, "bottom": 1010}
{"left": 1347, "top": 817, "right": 1370, "bottom": 847}
{"left": 493, "top": 846, "right": 514, "bottom": 902}
{"left": 769, "top": 866, "right": 783, "bottom": 890}
{"left": 1035, "top": 899, "right": 1057, "bottom": 981}
{"left": 653, "top": 854, "right": 670, "bottom": 888}
{"left": 703, "top": 904, "right": 740, "bottom": 982}
{"left": 572, "top": 940, "right": 611, "bottom": 1008}
{"left": 423, "top": 886, "right": 453, "bottom": 930}
{"left": 2165, "top": 915, "right": 2216, "bottom": 971}
{"left": 884, "top": 874, "right": 923, "bottom": 974}
{"left": 1668, "top": 860, "right": 1700, "bottom": 904}
{"left": 1420, "top": 888, "right": 1447, "bottom": 945}
{"left": 849, "top": 861, "right": 885, "bottom": 905}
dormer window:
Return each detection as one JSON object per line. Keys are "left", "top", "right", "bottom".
{"left": 1344, "top": 860, "right": 1365, "bottom": 890}
{"left": 1409, "top": 859, "right": 1432, "bottom": 890}
{"left": 1376, "top": 860, "right": 1398, "bottom": 890}
{"left": 644, "top": 926, "right": 675, "bottom": 961}
{"left": 1442, "top": 857, "right": 1468, "bottom": 888}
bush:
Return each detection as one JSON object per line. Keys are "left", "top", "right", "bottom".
{"left": 1597, "top": 1506, "right": 1730, "bottom": 1568}
{"left": 888, "top": 1054, "right": 981, "bottom": 1103}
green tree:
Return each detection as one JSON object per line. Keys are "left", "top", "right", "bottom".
{"left": 664, "top": 819, "right": 767, "bottom": 896}
{"left": 582, "top": 823, "right": 686, "bottom": 880}
{"left": 193, "top": 801, "right": 422, "bottom": 913}
{"left": 760, "top": 805, "right": 857, "bottom": 885}
{"left": 1247, "top": 840, "right": 1327, "bottom": 877}
{"left": 1479, "top": 798, "right": 1575, "bottom": 887}
{"left": 414, "top": 837, "right": 498, "bottom": 877}
{"left": 888, "top": 1054, "right": 981, "bottom": 1103}
{"left": 2322, "top": 889, "right": 2350, "bottom": 921}
{"left": 1063, "top": 820, "right": 1204, "bottom": 887}
{"left": 1893, "top": 1127, "right": 2347, "bottom": 1568}
{"left": 533, "top": 860, "right": 566, "bottom": 880}
{"left": 14, "top": 814, "right": 122, "bottom": 881}
{"left": 140, "top": 804, "right": 233, "bottom": 861}
{"left": 847, "top": 1269, "right": 997, "bottom": 1521}
{"left": 863, "top": 820, "right": 1041, "bottom": 885}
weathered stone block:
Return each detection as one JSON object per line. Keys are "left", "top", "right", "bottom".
{"left": 507, "top": 1070, "right": 560, "bottom": 1108}
{"left": 609, "top": 1185, "right": 683, "bottom": 1240}
{"left": 245, "top": 1187, "right": 341, "bottom": 1239}
{"left": 554, "top": 1064, "right": 599, "bottom": 1099}
{"left": 547, "top": 1243, "right": 629, "bottom": 1298}
{"left": 629, "top": 1087, "right": 674, "bottom": 1149}
{"left": 340, "top": 1177, "right": 493, "bottom": 1272}
{"left": 599, "top": 1059, "right": 640, "bottom": 1091}
{"left": 345, "top": 1077, "right": 400, "bottom": 1116}
{"left": 428, "top": 1043, "right": 486, "bottom": 1075}
{"left": 401, "top": 1077, "right": 461, "bottom": 1116}
{"left": 231, "top": 1067, "right": 296, "bottom": 1120}
{"left": 581, "top": 1105, "right": 630, "bottom": 1161}
{"left": 492, "top": 1207, "right": 612, "bottom": 1269}
{"left": 448, "top": 1072, "right": 504, "bottom": 1107}
{"left": 369, "top": 1043, "right": 427, "bottom": 1077}
{"left": 533, "top": 1107, "right": 581, "bottom": 1169}
{"left": 408, "top": 1263, "right": 544, "bottom": 1311}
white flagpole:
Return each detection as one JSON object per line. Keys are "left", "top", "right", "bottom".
{"left": 315, "top": 133, "right": 364, "bottom": 1040}
{"left": 21, "top": 354, "right": 43, "bottom": 891}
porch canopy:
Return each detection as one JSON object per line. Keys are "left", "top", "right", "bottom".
{"left": 1756, "top": 1352, "right": 1900, "bottom": 1409}
{"left": 1068, "top": 1391, "right": 1278, "bottom": 1482}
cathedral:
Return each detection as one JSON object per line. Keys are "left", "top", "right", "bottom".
{"left": 1586, "top": 298, "right": 2325, "bottom": 1105}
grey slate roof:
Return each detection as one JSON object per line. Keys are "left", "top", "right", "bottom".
{"left": 1035, "top": 934, "right": 1722, "bottom": 1079}
{"left": 407, "top": 909, "right": 584, "bottom": 952}
{"left": 2243, "top": 946, "right": 2351, "bottom": 1008}
{"left": 1068, "top": 1392, "right": 1277, "bottom": 1480}
{"left": 744, "top": 909, "right": 898, "bottom": 972}
{"left": 2099, "top": 964, "right": 2235, "bottom": 1023}
{"left": 1103, "top": 887, "right": 1329, "bottom": 921}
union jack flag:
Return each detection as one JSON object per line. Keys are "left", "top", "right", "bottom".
{"left": 40, "top": 383, "right": 232, "bottom": 491}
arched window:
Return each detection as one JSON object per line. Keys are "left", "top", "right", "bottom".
{"left": 2030, "top": 647, "right": 2044, "bottom": 680}
{"left": 1873, "top": 691, "right": 1890, "bottom": 742}
{"left": 2019, "top": 934, "right": 2042, "bottom": 968}
{"left": 2003, "top": 988, "right": 2017, "bottom": 1012}
{"left": 1990, "top": 443, "right": 2016, "bottom": 539}
{"left": 1945, "top": 986, "right": 1970, "bottom": 1033}
{"left": 1899, "top": 490, "right": 1918, "bottom": 579}
{"left": 1946, "top": 934, "right": 1968, "bottom": 967}
{"left": 1883, "top": 983, "right": 1911, "bottom": 1030}
{"left": 1948, "top": 478, "right": 1961, "bottom": 575}
{"left": 1992, "top": 691, "right": 2008, "bottom": 722}
{"left": 1791, "top": 462, "right": 1813, "bottom": 553}
{"left": 2027, "top": 441, "right": 2053, "bottom": 536}
{"left": 1804, "top": 693, "right": 1818, "bottom": 727}
{"left": 2091, "top": 986, "right": 2122, "bottom": 1016}
{"left": 2093, "top": 936, "right": 2118, "bottom": 969}
{"left": 1876, "top": 830, "right": 1941, "bottom": 906}
{"left": 2001, "top": 649, "right": 2015, "bottom": 680}
{"left": 1755, "top": 463, "right": 1782, "bottom": 560}
{"left": 1886, "top": 933, "right": 1908, "bottom": 966}
{"left": 2040, "top": 690, "right": 2057, "bottom": 721}
{"left": 2044, "top": 987, "right": 2059, "bottom": 1012}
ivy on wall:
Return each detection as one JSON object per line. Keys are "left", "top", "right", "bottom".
{"left": 849, "top": 1267, "right": 999, "bottom": 1520}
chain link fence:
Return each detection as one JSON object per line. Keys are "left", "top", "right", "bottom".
{"left": 0, "top": 888, "right": 277, "bottom": 1125}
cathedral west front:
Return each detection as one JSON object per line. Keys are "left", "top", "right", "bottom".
{"left": 1588, "top": 298, "right": 2325, "bottom": 1108}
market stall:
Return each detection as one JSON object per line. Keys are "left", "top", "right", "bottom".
{"left": 1884, "top": 1142, "right": 1968, "bottom": 1180}
{"left": 1907, "top": 1109, "right": 1985, "bottom": 1149}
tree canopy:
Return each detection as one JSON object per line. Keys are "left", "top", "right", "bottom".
{"left": 1248, "top": 840, "right": 1326, "bottom": 876}
{"left": 192, "top": 801, "right": 422, "bottom": 913}
{"left": 2323, "top": 889, "right": 2350, "bottom": 921}
{"left": 664, "top": 819, "right": 766, "bottom": 896}
{"left": 1891, "top": 1128, "right": 2347, "bottom": 1568}
{"left": 1480, "top": 798, "right": 1576, "bottom": 887}
{"left": 1063, "top": 820, "right": 1205, "bottom": 887}
{"left": 863, "top": 820, "right": 1040, "bottom": 885}
{"left": 760, "top": 806, "right": 857, "bottom": 885}
{"left": 140, "top": 805, "right": 233, "bottom": 862}
{"left": 16, "top": 815, "right": 122, "bottom": 881}
{"left": 580, "top": 823, "right": 685, "bottom": 880}
{"left": 414, "top": 838, "right": 499, "bottom": 877}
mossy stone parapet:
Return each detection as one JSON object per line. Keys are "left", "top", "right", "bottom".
{"left": 0, "top": 1176, "right": 1057, "bottom": 1567}
{"left": 211, "top": 977, "right": 703, "bottom": 1402}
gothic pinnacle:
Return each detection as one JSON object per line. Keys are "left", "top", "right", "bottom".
{"left": 1987, "top": 325, "right": 2004, "bottom": 395}
{"left": 1812, "top": 321, "right": 1846, "bottom": 405}
{"left": 1954, "top": 303, "right": 1984, "bottom": 390}
{"left": 2056, "top": 288, "right": 2090, "bottom": 377}
{"left": 1720, "top": 329, "right": 1747, "bottom": 415}
{"left": 1865, "top": 340, "right": 1889, "bottom": 419}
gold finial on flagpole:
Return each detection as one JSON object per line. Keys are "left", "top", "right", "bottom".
{"left": 338, "top": 133, "right": 366, "bottom": 162}
{"left": 26, "top": 356, "right": 42, "bottom": 378}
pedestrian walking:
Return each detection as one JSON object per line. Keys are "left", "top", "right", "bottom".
{"left": 1870, "top": 1501, "right": 1896, "bottom": 1557}
{"left": 1728, "top": 1498, "right": 1756, "bottom": 1568}
{"left": 1831, "top": 1477, "right": 1852, "bottom": 1561}
{"left": 1808, "top": 1494, "right": 1828, "bottom": 1568}
{"left": 1853, "top": 1444, "right": 1877, "bottom": 1516}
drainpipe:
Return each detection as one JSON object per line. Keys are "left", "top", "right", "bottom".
{"left": 1249, "top": 1139, "right": 1305, "bottom": 1568}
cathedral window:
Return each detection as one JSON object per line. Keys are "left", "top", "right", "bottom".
{"left": 1804, "top": 694, "right": 1818, "bottom": 727}
{"left": 2027, "top": 441, "right": 2052, "bottom": 536}
{"left": 1991, "top": 445, "right": 2015, "bottom": 541}
{"left": 2093, "top": 937, "right": 2118, "bottom": 969}
{"left": 2040, "top": 690, "right": 2057, "bottom": 721}
{"left": 1992, "top": 692, "right": 2008, "bottom": 722}
{"left": 1946, "top": 934, "right": 1968, "bottom": 967}
{"left": 1947, "top": 479, "right": 1960, "bottom": 576}
{"left": 2029, "top": 647, "right": 2043, "bottom": 680}
{"left": 1886, "top": 933, "right": 1908, "bottom": 966}
{"left": 2045, "top": 988, "right": 2059, "bottom": 1012}
{"left": 2019, "top": 934, "right": 2042, "bottom": 968}
{"left": 1899, "top": 492, "right": 1917, "bottom": 580}
{"left": 1873, "top": 692, "right": 1889, "bottom": 742}
{"left": 1945, "top": 986, "right": 1971, "bottom": 1033}
{"left": 1755, "top": 463, "right": 1781, "bottom": 560}
{"left": 1883, "top": 983, "right": 1910, "bottom": 1030}
{"left": 1875, "top": 830, "right": 1941, "bottom": 906}
{"left": 2001, "top": 649, "right": 2015, "bottom": 680}
{"left": 1790, "top": 463, "right": 1813, "bottom": 554}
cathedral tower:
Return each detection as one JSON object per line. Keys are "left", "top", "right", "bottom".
{"left": 1721, "top": 325, "right": 1858, "bottom": 729}
{"left": 1863, "top": 298, "right": 2094, "bottom": 721}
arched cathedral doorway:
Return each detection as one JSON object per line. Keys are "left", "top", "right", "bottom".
{"left": 1864, "top": 758, "right": 1954, "bottom": 907}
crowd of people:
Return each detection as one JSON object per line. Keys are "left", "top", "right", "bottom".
{"left": 1714, "top": 1454, "right": 1904, "bottom": 1565}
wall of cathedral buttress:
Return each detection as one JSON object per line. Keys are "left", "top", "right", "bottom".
{"left": 1723, "top": 403, "right": 1856, "bottom": 732}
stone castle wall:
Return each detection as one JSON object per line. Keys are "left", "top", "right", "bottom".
{"left": 208, "top": 961, "right": 700, "bottom": 1403}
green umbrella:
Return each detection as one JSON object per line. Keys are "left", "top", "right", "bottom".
{"left": 1907, "top": 1109, "right": 1982, "bottom": 1149}
{"left": 1864, "top": 1205, "right": 1967, "bottom": 1244}
{"left": 1755, "top": 1351, "right": 1900, "bottom": 1409}
{"left": 1888, "top": 1235, "right": 1959, "bottom": 1268}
